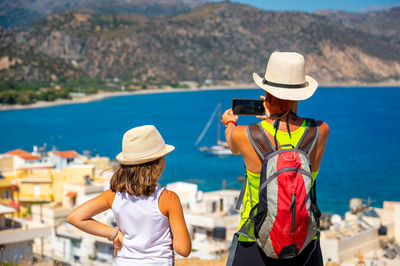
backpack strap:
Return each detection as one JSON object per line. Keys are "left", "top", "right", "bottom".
{"left": 297, "top": 119, "right": 319, "bottom": 156}
{"left": 234, "top": 173, "right": 248, "bottom": 210}
{"left": 247, "top": 123, "right": 275, "bottom": 158}
{"left": 234, "top": 123, "right": 274, "bottom": 210}
{"left": 226, "top": 212, "right": 256, "bottom": 266}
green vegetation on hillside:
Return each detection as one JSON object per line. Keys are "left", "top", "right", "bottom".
{"left": 0, "top": 79, "right": 114, "bottom": 105}
{"left": 0, "top": 78, "right": 191, "bottom": 105}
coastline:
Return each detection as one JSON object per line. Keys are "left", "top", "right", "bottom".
{"left": 1, "top": 81, "right": 399, "bottom": 112}
{"left": 0, "top": 83, "right": 255, "bottom": 112}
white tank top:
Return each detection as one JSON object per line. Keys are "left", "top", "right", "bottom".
{"left": 112, "top": 186, "right": 173, "bottom": 266}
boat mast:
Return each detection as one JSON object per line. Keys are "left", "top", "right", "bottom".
{"left": 217, "top": 102, "right": 221, "bottom": 144}
{"left": 194, "top": 103, "right": 220, "bottom": 146}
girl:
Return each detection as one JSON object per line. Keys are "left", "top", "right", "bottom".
{"left": 67, "top": 125, "right": 191, "bottom": 265}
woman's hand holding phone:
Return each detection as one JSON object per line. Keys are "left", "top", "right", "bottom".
{"left": 256, "top": 95, "right": 269, "bottom": 120}
{"left": 222, "top": 109, "right": 238, "bottom": 126}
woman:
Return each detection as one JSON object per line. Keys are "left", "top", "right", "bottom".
{"left": 67, "top": 125, "right": 191, "bottom": 265}
{"left": 222, "top": 52, "right": 329, "bottom": 265}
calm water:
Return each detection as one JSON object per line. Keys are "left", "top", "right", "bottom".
{"left": 1, "top": 87, "right": 399, "bottom": 215}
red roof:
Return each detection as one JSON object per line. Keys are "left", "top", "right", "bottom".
{"left": 52, "top": 150, "right": 79, "bottom": 158}
{"left": 66, "top": 191, "right": 77, "bottom": 197}
{"left": 6, "top": 149, "right": 41, "bottom": 161}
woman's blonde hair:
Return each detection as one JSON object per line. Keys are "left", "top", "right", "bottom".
{"left": 110, "top": 157, "right": 165, "bottom": 196}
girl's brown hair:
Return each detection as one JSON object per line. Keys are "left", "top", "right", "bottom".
{"left": 110, "top": 157, "right": 165, "bottom": 196}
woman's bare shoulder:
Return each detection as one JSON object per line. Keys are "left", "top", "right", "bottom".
{"left": 316, "top": 120, "right": 330, "bottom": 138}
{"left": 231, "top": 125, "right": 251, "bottom": 144}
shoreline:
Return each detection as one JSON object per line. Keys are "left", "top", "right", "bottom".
{"left": 1, "top": 81, "right": 399, "bottom": 112}
{"left": 0, "top": 83, "right": 255, "bottom": 112}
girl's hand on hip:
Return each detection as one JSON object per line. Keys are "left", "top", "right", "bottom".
{"left": 222, "top": 108, "right": 238, "bottom": 126}
{"left": 113, "top": 230, "right": 124, "bottom": 257}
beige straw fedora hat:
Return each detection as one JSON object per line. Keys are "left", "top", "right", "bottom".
{"left": 116, "top": 125, "right": 175, "bottom": 165}
{"left": 253, "top": 52, "right": 318, "bottom": 101}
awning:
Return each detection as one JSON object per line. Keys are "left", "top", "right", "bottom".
{"left": 7, "top": 202, "right": 19, "bottom": 209}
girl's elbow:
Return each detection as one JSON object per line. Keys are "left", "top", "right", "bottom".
{"left": 174, "top": 240, "right": 191, "bottom": 257}
{"left": 177, "top": 247, "right": 191, "bottom": 258}
{"left": 66, "top": 212, "right": 77, "bottom": 225}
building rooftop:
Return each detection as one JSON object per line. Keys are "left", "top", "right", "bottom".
{"left": 6, "top": 149, "right": 41, "bottom": 161}
{"left": 51, "top": 150, "right": 79, "bottom": 158}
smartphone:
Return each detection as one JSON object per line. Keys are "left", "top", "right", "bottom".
{"left": 232, "top": 98, "right": 265, "bottom": 116}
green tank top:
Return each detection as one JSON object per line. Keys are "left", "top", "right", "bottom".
{"left": 238, "top": 119, "right": 319, "bottom": 242}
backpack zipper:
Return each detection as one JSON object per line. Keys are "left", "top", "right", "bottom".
{"left": 289, "top": 193, "right": 296, "bottom": 234}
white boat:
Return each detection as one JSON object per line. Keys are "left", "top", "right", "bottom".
{"left": 195, "top": 103, "right": 233, "bottom": 156}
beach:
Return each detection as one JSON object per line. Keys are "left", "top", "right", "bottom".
{"left": 2, "top": 79, "right": 399, "bottom": 112}
{"left": 0, "top": 83, "right": 255, "bottom": 112}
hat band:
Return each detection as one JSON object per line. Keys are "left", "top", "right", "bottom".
{"left": 262, "top": 78, "right": 307, "bottom": 89}
{"left": 122, "top": 141, "right": 165, "bottom": 159}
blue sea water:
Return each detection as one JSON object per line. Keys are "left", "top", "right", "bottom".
{"left": 1, "top": 87, "right": 400, "bottom": 215}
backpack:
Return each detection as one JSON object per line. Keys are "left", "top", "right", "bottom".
{"left": 227, "top": 118, "right": 321, "bottom": 264}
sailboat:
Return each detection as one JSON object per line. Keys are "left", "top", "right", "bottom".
{"left": 195, "top": 103, "right": 233, "bottom": 156}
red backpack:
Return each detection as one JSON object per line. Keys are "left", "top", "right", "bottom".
{"left": 227, "top": 118, "right": 321, "bottom": 264}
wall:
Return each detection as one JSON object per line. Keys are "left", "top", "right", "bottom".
{"left": 0, "top": 240, "right": 33, "bottom": 264}
{"left": 64, "top": 165, "right": 95, "bottom": 183}
{"left": 18, "top": 181, "right": 53, "bottom": 201}
{"left": 0, "top": 155, "right": 13, "bottom": 173}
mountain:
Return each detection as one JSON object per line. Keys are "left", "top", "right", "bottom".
{"left": 3, "top": 2, "right": 400, "bottom": 85}
{"left": 0, "top": 27, "right": 84, "bottom": 81}
{"left": 315, "top": 7, "right": 400, "bottom": 45}
{"left": 0, "top": 0, "right": 208, "bottom": 29}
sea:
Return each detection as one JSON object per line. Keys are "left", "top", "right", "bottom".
{"left": 1, "top": 87, "right": 399, "bottom": 215}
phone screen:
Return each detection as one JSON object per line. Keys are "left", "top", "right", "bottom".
{"left": 232, "top": 99, "right": 265, "bottom": 116}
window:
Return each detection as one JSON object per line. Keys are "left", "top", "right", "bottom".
{"left": 4, "top": 190, "right": 11, "bottom": 199}
{"left": 220, "top": 198, "right": 224, "bottom": 212}
{"left": 33, "top": 184, "right": 40, "bottom": 196}
{"left": 211, "top": 201, "right": 217, "bottom": 213}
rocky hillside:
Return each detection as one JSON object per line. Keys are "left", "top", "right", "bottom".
{"left": 0, "top": 27, "right": 84, "bottom": 81}
{"left": 315, "top": 7, "right": 400, "bottom": 45}
{"left": 3, "top": 2, "right": 400, "bottom": 85}
{"left": 0, "top": 0, "right": 208, "bottom": 29}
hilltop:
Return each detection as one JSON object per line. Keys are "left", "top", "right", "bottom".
{"left": 315, "top": 6, "right": 400, "bottom": 45}
{"left": 0, "top": 0, "right": 208, "bottom": 29}
{"left": 6, "top": 2, "right": 398, "bottom": 85}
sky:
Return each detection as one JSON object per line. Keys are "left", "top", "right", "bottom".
{"left": 214, "top": 0, "right": 400, "bottom": 13}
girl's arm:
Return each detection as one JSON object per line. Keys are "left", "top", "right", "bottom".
{"left": 159, "top": 190, "right": 191, "bottom": 257}
{"left": 67, "top": 189, "right": 123, "bottom": 256}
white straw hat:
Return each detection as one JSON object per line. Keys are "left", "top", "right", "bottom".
{"left": 116, "top": 125, "right": 175, "bottom": 165}
{"left": 253, "top": 52, "right": 318, "bottom": 101}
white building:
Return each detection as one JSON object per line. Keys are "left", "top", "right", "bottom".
{"left": 49, "top": 150, "right": 81, "bottom": 169}
{"left": 167, "top": 182, "right": 241, "bottom": 259}
{"left": 5, "top": 149, "right": 52, "bottom": 171}
{"left": 0, "top": 204, "right": 51, "bottom": 264}
{"left": 32, "top": 181, "right": 116, "bottom": 265}
{"left": 320, "top": 200, "right": 400, "bottom": 265}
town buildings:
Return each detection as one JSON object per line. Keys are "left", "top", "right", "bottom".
{"left": 1, "top": 146, "right": 400, "bottom": 265}
{"left": 0, "top": 146, "right": 114, "bottom": 265}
